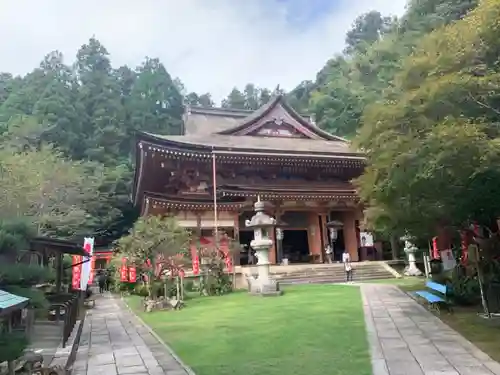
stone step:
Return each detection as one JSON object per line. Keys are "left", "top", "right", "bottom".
{"left": 273, "top": 268, "right": 392, "bottom": 278}
{"left": 279, "top": 274, "right": 394, "bottom": 285}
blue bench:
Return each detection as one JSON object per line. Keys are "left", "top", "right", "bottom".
{"left": 414, "top": 280, "right": 452, "bottom": 314}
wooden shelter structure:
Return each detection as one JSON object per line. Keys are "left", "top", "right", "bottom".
{"left": 0, "top": 290, "right": 30, "bottom": 375}
{"left": 132, "top": 95, "right": 366, "bottom": 264}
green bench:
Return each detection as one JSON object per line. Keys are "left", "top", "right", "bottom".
{"left": 414, "top": 280, "right": 453, "bottom": 314}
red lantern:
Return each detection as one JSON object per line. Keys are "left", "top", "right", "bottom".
{"left": 432, "top": 237, "right": 440, "bottom": 259}
{"left": 72, "top": 255, "right": 82, "bottom": 290}
{"left": 460, "top": 231, "right": 469, "bottom": 265}
{"left": 129, "top": 267, "right": 137, "bottom": 283}
{"left": 120, "top": 258, "right": 128, "bottom": 282}
{"left": 190, "top": 244, "right": 200, "bottom": 275}
{"left": 219, "top": 239, "right": 232, "bottom": 273}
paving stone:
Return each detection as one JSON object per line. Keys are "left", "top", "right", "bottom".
{"left": 372, "top": 359, "right": 389, "bottom": 375}
{"left": 484, "top": 361, "right": 500, "bottom": 375}
{"left": 386, "top": 359, "right": 424, "bottom": 375}
{"left": 117, "top": 364, "right": 148, "bottom": 374}
{"left": 383, "top": 348, "right": 415, "bottom": 362}
{"left": 68, "top": 292, "right": 195, "bottom": 375}
{"left": 88, "top": 363, "right": 118, "bottom": 375}
{"left": 361, "top": 284, "right": 500, "bottom": 375}
{"left": 453, "top": 366, "right": 496, "bottom": 375}
{"left": 115, "top": 354, "right": 144, "bottom": 367}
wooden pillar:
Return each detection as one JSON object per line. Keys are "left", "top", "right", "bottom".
{"left": 343, "top": 211, "right": 359, "bottom": 261}
{"left": 233, "top": 212, "right": 241, "bottom": 266}
{"left": 308, "top": 212, "right": 322, "bottom": 263}
{"left": 320, "top": 212, "right": 329, "bottom": 262}
{"left": 269, "top": 230, "right": 277, "bottom": 264}
{"left": 55, "top": 252, "right": 63, "bottom": 293}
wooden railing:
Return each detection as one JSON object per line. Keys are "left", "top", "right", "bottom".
{"left": 46, "top": 292, "right": 82, "bottom": 347}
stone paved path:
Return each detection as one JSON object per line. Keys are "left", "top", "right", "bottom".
{"left": 361, "top": 284, "right": 500, "bottom": 375}
{"left": 72, "top": 292, "right": 191, "bottom": 375}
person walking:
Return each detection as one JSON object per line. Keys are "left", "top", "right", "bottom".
{"left": 105, "top": 271, "right": 111, "bottom": 291}
{"left": 97, "top": 271, "right": 106, "bottom": 294}
{"left": 325, "top": 244, "right": 333, "bottom": 263}
{"left": 342, "top": 249, "right": 353, "bottom": 282}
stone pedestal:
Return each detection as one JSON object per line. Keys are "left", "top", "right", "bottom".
{"left": 245, "top": 200, "right": 283, "bottom": 296}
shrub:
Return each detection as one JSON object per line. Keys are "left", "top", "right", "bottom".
{"left": 0, "top": 331, "right": 28, "bottom": 363}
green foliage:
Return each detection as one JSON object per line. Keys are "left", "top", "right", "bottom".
{"left": 0, "top": 264, "right": 54, "bottom": 288}
{"left": 344, "top": 11, "right": 394, "bottom": 55}
{"left": 0, "top": 144, "right": 107, "bottom": 238}
{"left": 0, "top": 219, "right": 35, "bottom": 257}
{"left": 117, "top": 215, "right": 191, "bottom": 298}
{"left": 355, "top": 0, "right": 500, "bottom": 237}
{"left": 0, "top": 37, "right": 186, "bottom": 241}
{"left": 117, "top": 215, "right": 191, "bottom": 267}
{"left": 449, "top": 271, "right": 481, "bottom": 306}
{"left": 0, "top": 330, "right": 28, "bottom": 363}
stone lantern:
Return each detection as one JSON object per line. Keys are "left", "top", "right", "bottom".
{"left": 245, "top": 198, "right": 283, "bottom": 296}
{"left": 401, "top": 233, "right": 423, "bottom": 276}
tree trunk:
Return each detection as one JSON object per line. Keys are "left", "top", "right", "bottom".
{"left": 390, "top": 235, "right": 400, "bottom": 260}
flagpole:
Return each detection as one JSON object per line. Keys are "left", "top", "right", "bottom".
{"left": 212, "top": 148, "right": 219, "bottom": 244}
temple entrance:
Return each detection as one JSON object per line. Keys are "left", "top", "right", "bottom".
{"left": 282, "top": 230, "right": 309, "bottom": 263}
{"left": 331, "top": 229, "right": 345, "bottom": 262}
{"left": 239, "top": 230, "right": 254, "bottom": 265}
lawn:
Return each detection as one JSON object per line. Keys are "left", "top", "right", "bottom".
{"left": 126, "top": 284, "right": 372, "bottom": 375}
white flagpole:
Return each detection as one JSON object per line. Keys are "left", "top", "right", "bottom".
{"left": 212, "top": 149, "right": 219, "bottom": 244}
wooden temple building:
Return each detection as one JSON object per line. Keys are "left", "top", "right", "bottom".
{"left": 132, "top": 95, "right": 367, "bottom": 264}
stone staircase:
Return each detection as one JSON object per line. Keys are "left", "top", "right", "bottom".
{"left": 272, "top": 261, "right": 398, "bottom": 285}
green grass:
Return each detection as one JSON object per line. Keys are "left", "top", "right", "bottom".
{"left": 126, "top": 285, "right": 372, "bottom": 375}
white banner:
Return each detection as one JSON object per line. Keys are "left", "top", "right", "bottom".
{"left": 360, "top": 232, "right": 374, "bottom": 247}
{"left": 80, "top": 237, "right": 94, "bottom": 290}
{"left": 441, "top": 249, "right": 456, "bottom": 271}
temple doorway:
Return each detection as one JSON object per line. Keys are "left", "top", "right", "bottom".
{"left": 239, "top": 230, "right": 254, "bottom": 265}
{"left": 282, "top": 230, "right": 309, "bottom": 263}
{"left": 331, "top": 229, "right": 345, "bottom": 262}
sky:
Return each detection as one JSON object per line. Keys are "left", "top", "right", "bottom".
{"left": 0, "top": 0, "right": 407, "bottom": 103}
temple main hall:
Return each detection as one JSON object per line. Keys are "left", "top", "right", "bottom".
{"left": 132, "top": 95, "right": 367, "bottom": 264}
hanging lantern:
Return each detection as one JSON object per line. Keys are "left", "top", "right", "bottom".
{"left": 432, "top": 237, "right": 439, "bottom": 259}
{"left": 120, "top": 258, "right": 128, "bottom": 282}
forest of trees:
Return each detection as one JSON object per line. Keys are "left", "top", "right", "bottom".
{"left": 0, "top": 0, "right": 496, "bottom": 243}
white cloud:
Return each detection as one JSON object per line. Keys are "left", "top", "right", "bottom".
{"left": 0, "top": 0, "right": 407, "bottom": 103}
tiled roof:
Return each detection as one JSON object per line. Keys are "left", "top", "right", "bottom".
{"left": 0, "top": 289, "right": 29, "bottom": 315}
{"left": 141, "top": 133, "right": 362, "bottom": 157}
{"left": 184, "top": 103, "right": 314, "bottom": 136}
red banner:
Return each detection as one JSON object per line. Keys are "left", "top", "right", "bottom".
{"left": 71, "top": 255, "right": 82, "bottom": 290}
{"left": 88, "top": 256, "right": 96, "bottom": 285}
{"left": 190, "top": 244, "right": 200, "bottom": 275}
{"left": 460, "top": 231, "right": 469, "bottom": 265}
{"left": 219, "top": 239, "right": 233, "bottom": 273}
{"left": 120, "top": 258, "right": 128, "bottom": 282}
{"left": 432, "top": 237, "right": 439, "bottom": 259}
{"left": 129, "top": 267, "right": 137, "bottom": 283}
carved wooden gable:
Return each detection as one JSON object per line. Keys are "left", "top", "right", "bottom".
{"left": 251, "top": 121, "right": 307, "bottom": 138}
{"left": 235, "top": 101, "right": 320, "bottom": 139}
{"left": 217, "top": 96, "right": 338, "bottom": 140}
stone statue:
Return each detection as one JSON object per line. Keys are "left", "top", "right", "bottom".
{"left": 245, "top": 198, "right": 283, "bottom": 296}
{"left": 401, "top": 234, "right": 423, "bottom": 277}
